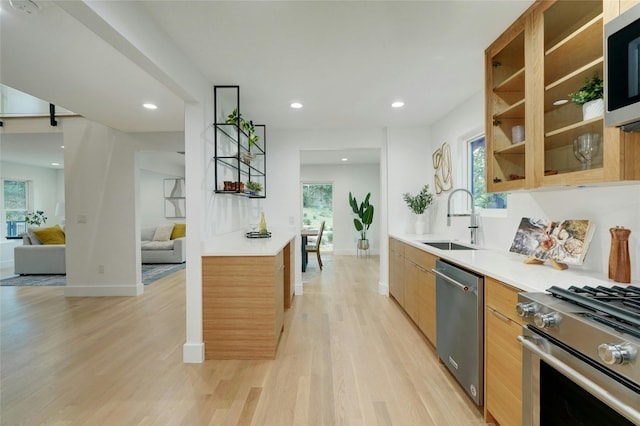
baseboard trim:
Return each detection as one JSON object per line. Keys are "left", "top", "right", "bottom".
{"left": 378, "top": 281, "right": 389, "bottom": 296}
{"left": 183, "top": 342, "right": 204, "bottom": 363}
{"left": 295, "top": 279, "right": 304, "bottom": 295}
{"left": 64, "top": 284, "right": 144, "bottom": 297}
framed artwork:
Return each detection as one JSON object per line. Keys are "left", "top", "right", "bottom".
{"left": 164, "top": 178, "right": 185, "bottom": 218}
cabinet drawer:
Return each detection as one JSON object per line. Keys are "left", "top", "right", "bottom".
{"left": 404, "top": 244, "right": 437, "bottom": 271}
{"left": 486, "top": 276, "right": 523, "bottom": 324}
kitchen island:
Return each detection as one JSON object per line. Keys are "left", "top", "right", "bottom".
{"left": 201, "top": 228, "right": 295, "bottom": 360}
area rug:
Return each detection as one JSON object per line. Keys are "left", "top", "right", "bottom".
{"left": 0, "top": 263, "right": 186, "bottom": 287}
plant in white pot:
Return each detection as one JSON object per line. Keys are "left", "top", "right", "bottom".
{"left": 403, "top": 185, "right": 434, "bottom": 235}
{"left": 348, "top": 192, "right": 374, "bottom": 250}
{"left": 569, "top": 73, "right": 603, "bottom": 121}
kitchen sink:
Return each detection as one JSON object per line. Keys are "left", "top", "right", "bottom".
{"left": 422, "top": 241, "right": 476, "bottom": 250}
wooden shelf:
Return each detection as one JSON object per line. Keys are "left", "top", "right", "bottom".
{"left": 544, "top": 116, "right": 603, "bottom": 151}
{"left": 495, "top": 141, "right": 525, "bottom": 155}
{"left": 494, "top": 68, "right": 525, "bottom": 105}
{"left": 544, "top": 14, "right": 603, "bottom": 84}
{"left": 544, "top": 58, "right": 603, "bottom": 112}
{"left": 494, "top": 98, "right": 525, "bottom": 120}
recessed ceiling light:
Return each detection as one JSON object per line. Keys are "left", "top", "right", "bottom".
{"left": 553, "top": 99, "right": 569, "bottom": 106}
{"left": 51, "top": 162, "right": 60, "bottom": 166}
{"left": 341, "top": 158, "right": 348, "bottom": 162}
{"left": 60, "top": 145, "right": 64, "bottom": 149}
{"left": 143, "top": 103, "right": 158, "bottom": 110}
{"left": 391, "top": 101, "right": 405, "bottom": 108}
{"left": 290, "top": 102, "right": 303, "bottom": 109}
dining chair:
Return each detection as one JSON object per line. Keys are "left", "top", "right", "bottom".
{"left": 305, "top": 221, "right": 325, "bottom": 270}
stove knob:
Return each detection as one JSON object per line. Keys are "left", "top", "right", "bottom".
{"left": 516, "top": 302, "right": 538, "bottom": 318}
{"left": 598, "top": 343, "right": 635, "bottom": 365}
{"left": 534, "top": 312, "right": 560, "bottom": 329}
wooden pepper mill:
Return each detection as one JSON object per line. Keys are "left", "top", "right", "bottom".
{"left": 609, "top": 226, "right": 631, "bottom": 284}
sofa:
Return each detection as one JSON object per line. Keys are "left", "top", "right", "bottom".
{"left": 141, "top": 223, "right": 186, "bottom": 264}
{"left": 14, "top": 225, "right": 66, "bottom": 275}
{"left": 14, "top": 223, "right": 186, "bottom": 275}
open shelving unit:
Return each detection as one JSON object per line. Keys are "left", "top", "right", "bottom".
{"left": 485, "top": 0, "right": 640, "bottom": 192}
{"left": 212, "top": 85, "right": 266, "bottom": 199}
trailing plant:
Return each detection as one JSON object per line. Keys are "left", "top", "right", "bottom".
{"left": 348, "top": 192, "right": 374, "bottom": 241}
{"left": 25, "top": 210, "right": 47, "bottom": 226}
{"left": 226, "top": 108, "right": 259, "bottom": 147}
{"left": 569, "top": 74, "right": 603, "bottom": 105}
{"left": 403, "top": 185, "right": 434, "bottom": 214}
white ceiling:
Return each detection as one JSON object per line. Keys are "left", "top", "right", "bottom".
{"left": 0, "top": 0, "right": 534, "bottom": 168}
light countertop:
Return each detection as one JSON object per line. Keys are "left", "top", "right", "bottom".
{"left": 390, "top": 233, "right": 639, "bottom": 293}
{"left": 202, "top": 228, "right": 295, "bottom": 256}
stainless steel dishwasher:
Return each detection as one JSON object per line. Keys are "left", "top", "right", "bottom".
{"left": 433, "top": 259, "right": 484, "bottom": 406}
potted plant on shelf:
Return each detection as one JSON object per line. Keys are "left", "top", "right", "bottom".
{"left": 403, "top": 185, "right": 434, "bottom": 235}
{"left": 226, "top": 108, "right": 259, "bottom": 163}
{"left": 348, "top": 192, "right": 374, "bottom": 251}
{"left": 245, "top": 181, "right": 263, "bottom": 196}
{"left": 25, "top": 210, "right": 47, "bottom": 227}
{"left": 569, "top": 73, "right": 604, "bottom": 121}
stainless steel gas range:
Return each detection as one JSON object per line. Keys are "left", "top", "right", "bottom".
{"left": 516, "top": 285, "right": 640, "bottom": 426}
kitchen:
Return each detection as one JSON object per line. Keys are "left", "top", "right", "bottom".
{"left": 2, "top": 0, "right": 640, "bottom": 424}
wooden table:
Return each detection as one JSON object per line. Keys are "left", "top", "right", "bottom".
{"left": 301, "top": 228, "right": 318, "bottom": 272}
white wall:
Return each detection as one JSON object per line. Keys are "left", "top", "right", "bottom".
{"left": 264, "top": 128, "right": 387, "bottom": 293}
{"left": 138, "top": 151, "right": 185, "bottom": 229}
{"left": 429, "top": 90, "right": 640, "bottom": 280}
{"left": 301, "top": 163, "right": 381, "bottom": 255}
{"left": 0, "top": 162, "right": 65, "bottom": 229}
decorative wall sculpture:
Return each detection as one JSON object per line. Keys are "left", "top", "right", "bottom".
{"left": 433, "top": 142, "right": 453, "bottom": 194}
{"left": 164, "top": 178, "right": 186, "bottom": 218}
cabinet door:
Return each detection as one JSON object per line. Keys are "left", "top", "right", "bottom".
{"left": 389, "top": 249, "right": 405, "bottom": 305}
{"left": 403, "top": 259, "right": 419, "bottom": 321}
{"left": 486, "top": 15, "right": 528, "bottom": 192}
{"left": 485, "top": 277, "right": 523, "bottom": 426}
{"left": 417, "top": 266, "right": 436, "bottom": 346}
{"left": 485, "top": 306, "right": 523, "bottom": 426}
{"left": 540, "top": 1, "right": 608, "bottom": 185}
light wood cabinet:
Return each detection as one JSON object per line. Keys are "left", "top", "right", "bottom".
{"left": 485, "top": 0, "right": 640, "bottom": 192}
{"left": 388, "top": 239, "right": 437, "bottom": 346}
{"left": 389, "top": 238, "right": 405, "bottom": 305}
{"left": 202, "top": 243, "right": 290, "bottom": 360}
{"left": 484, "top": 276, "right": 524, "bottom": 426}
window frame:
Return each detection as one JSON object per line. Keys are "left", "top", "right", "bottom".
{"left": 463, "top": 132, "right": 508, "bottom": 215}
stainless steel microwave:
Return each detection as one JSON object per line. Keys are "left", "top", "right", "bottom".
{"left": 605, "top": 3, "right": 640, "bottom": 132}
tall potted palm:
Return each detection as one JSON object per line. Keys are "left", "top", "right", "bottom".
{"left": 349, "top": 192, "right": 374, "bottom": 250}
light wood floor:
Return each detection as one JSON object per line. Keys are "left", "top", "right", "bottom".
{"left": 1, "top": 255, "right": 486, "bottom": 425}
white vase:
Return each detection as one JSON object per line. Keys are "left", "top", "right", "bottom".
{"left": 582, "top": 98, "right": 604, "bottom": 121}
{"left": 415, "top": 214, "right": 425, "bottom": 235}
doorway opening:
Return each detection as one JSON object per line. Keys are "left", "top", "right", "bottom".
{"left": 302, "top": 183, "right": 333, "bottom": 251}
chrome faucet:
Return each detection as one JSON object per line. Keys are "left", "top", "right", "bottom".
{"left": 447, "top": 188, "right": 479, "bottom": 245}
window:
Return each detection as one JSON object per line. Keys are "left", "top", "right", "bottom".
{"left": 3, "top": 179, "right": 30, "bottom": 238}
{"left": 302, "top": 183, "right": 333, "bottom": 250}
{"left": 468, "top": 135, "right": 507, "bottom": 209}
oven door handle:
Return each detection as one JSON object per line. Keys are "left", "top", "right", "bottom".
{"left": 518, "top": 335, "right": 640, "bottom": 424}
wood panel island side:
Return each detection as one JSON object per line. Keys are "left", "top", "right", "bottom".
{"left": 201, "top": 229, "right": 295, "bottom": 360}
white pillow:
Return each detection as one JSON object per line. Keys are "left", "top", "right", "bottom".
{"left": 27, "top": 228, "right": 43, "bottom": 245}
{"left": 153, "top": 224, "right": 174, "bottom": 241}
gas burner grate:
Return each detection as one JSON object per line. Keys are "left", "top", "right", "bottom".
{"left": 548, "top": 285, "right": 640, "bottom": 329}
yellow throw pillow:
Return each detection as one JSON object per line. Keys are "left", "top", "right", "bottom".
{"left": 32, "top": 224, "right": 66, "bottom": 245}
{"left": 171, "top": 223, "right": 186, "bottom": 239}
